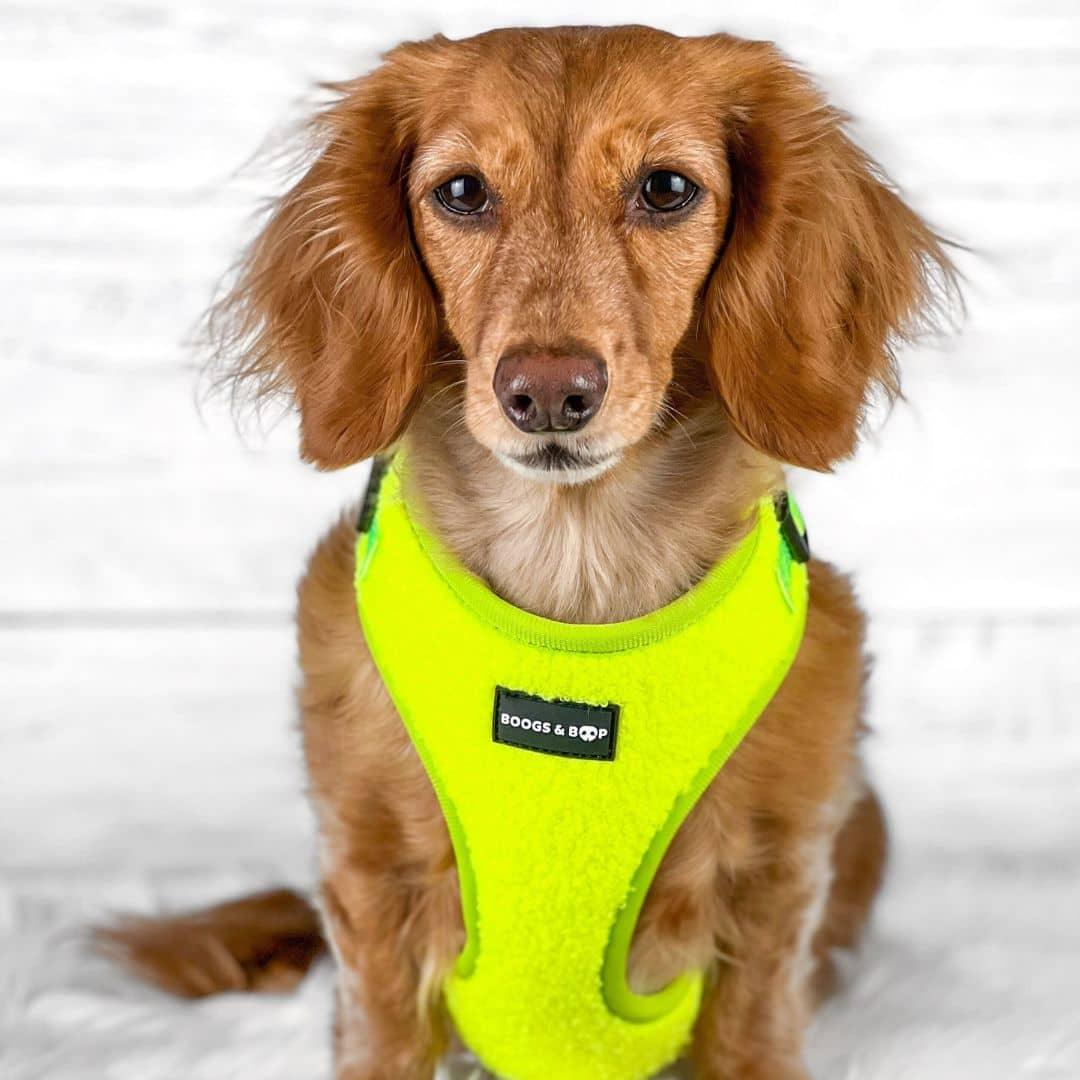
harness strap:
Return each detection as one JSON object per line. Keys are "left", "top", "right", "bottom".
{"left": 353, "top": 456, "right": 809, "bottom": 1080}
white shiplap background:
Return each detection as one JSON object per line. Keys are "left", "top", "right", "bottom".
{"left": 1, "top": 3, "right": 1079, "bottom": 1078}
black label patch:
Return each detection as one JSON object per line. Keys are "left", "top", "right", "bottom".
{"left": 492, "top": 687, "right": 619, "bottom": 762}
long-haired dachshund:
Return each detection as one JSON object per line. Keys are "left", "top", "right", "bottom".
{"left": 102, "top": 24, "right": 956, "bottom": 1080}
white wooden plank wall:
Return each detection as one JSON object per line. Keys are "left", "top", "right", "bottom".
{"left": 1, "top": 1, "right": 1078, "bottom": 877}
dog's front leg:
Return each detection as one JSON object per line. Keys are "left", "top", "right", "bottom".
{"left": 318, "top": 862, "right": 449, "bottom": 1080}
{"left": 689, "top": 831, "right": 836, "bottom": 1080}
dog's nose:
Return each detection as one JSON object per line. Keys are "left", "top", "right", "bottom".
{"left": 493, "top": 350, "right": 608, "bottom": 433}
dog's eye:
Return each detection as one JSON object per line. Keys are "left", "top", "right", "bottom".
{"left": 640, "top": 171, "right": 697, "bottom": 213}
{"left": 434, "top": 175, "right": 489, "bottom": 215}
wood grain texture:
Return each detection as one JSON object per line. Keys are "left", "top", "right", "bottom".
{"left": 3, "top": 618, "right": 1077, "bottom": 875}
{"left": 1, "top": 0, "right": 1077, "bottom": 839}
{"left": 2, "top": 2, "right": 1077, "bottom": 623}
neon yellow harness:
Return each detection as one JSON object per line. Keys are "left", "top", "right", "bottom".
{"left": 353, "top": 457, "right": 809, "bottom": 1080}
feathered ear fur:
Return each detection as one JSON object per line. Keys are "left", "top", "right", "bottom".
{"left": 701, "top": 38, "right": 958, "bottom": 471}
{"left": 208, "top": 47, "right": 440, "bottom": 469}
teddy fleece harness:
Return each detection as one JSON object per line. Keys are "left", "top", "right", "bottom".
{"left": 353, "top": 456, "right": 810, "bottom": 1080}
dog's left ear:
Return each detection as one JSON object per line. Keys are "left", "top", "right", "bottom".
{"left": 700, "top": 38, "right": 957, "bottom": 472}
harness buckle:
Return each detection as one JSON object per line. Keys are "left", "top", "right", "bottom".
{"left": 773, "top": 491, "right": 810, "bottom": 564}
{"left": 357, "top": 456, "right": 391, "bottom": 533}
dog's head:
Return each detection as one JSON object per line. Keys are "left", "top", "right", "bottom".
{"left": 212, "top": 27, "right": 953, "bottom": 481}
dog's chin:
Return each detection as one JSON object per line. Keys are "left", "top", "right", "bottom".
{"left": 493, "top": 444, "right": 622, "bottom": 486}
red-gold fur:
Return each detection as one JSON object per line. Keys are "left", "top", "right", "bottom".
{"left": 101, "top": 25, "right": 954, "bottom": 1080}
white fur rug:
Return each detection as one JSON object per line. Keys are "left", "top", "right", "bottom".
{"left": 3, "top": 746, "right": 1078, "bottom": 1080}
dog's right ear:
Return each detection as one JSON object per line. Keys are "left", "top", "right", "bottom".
{"left": 209, "top": 47, "right": 440, "bottom": 469}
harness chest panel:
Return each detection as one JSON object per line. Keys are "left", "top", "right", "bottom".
{"left": 354, "top": 460, "right": 808, "bottom": 1080}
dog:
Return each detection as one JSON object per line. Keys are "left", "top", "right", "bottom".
{"left": 101, "top": 24, "right": 956, "bottom": 1080}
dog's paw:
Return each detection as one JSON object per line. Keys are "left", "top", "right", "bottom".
{"left": 696, "top": 1058, "right": 810, "bottom": 1080}
{"left": 737, "top": 1060, "right": 810, "bottom": 1080}
{"left": 338, "top": 1063, "right": 435, "bottom": 1080}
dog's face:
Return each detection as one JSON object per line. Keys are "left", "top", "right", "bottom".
{"left": 211, "top": 27, "right": 951, "bottom": 478}
{"left": 408, "top": 39, "right": 731, "bottom": 482}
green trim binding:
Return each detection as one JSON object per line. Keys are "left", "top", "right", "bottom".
{"left": 353, "top": 545, "right": 482, "bottom": 978}
{"left": 600, "top": 597, "right": 808, "bottom": 1021}
{"left": 391, "top": 457, "right": 762, "bottom": 656}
